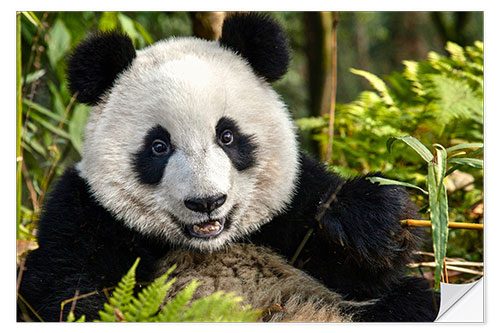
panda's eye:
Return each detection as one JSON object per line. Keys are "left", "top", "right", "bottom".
{"left": 219, "top": 129, "right": 234, "bottom": 145}
{"left": 152, "top": 139, "right": 169, "bottom": 156}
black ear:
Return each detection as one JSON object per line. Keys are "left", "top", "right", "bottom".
{"left": 67, "top": 31, "right": 136, "bottom": 105}
{"left": 219, "top": 13, "right": 290, "bottom": 82}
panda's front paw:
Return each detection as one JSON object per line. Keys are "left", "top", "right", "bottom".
{"left": 317, "top": 173, "right": 421, "bottom": 269}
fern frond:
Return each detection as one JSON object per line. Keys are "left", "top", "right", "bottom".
{"left": 446, "top": 42, "right": 467, "bottom": 66}
{"left": 124, "top": 266, "right": 177, "bottom": 322}
{"left": 97, "top": 258, "right": 140, "bottom": 322}
{"left": 350, "top": 68, "right": 395, "bottom": 105}
{"left": 182, "top": 291, "right": 261, "bottom": 322}
{"left": 427, "top": 74, "right": 483, "bottom": 125}
{"left": 155, "top": 280, "right": 202, "bottom": 322}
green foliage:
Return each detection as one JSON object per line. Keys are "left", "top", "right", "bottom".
{"left": 297, "top": 41, "right": 483, "bottom": 226}
{"left": 85, "top": 258, "right": 261, "bottom": 322}
{"left": 299, "top": 41, "right": 483, "bottom": 283}
{"left": 369, "top": 137, "right": 483, "bottom": 289}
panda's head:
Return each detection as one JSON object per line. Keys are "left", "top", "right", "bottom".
{"left": 68, "top": 13, "right": 299, "bottom": 251}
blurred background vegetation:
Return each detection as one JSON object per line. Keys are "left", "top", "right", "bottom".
{"left": 17, "top": 11, "right": 483, "bottom": 285}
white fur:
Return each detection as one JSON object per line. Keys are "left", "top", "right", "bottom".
{"left": 78, "top": 37, "right": 299, "bottom": 251}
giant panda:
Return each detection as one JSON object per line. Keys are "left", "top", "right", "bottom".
{"left": 18, "top": 13, "right": 439, "bottom": 322}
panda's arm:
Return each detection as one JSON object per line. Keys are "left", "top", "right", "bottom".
{"left": 251, "top": 153, "right": 423, "bottom": 297}
{"left": 18, "top": 168, "right": 169, "bottom": 321}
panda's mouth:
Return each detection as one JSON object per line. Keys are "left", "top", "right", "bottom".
{"left": 186, "top": 218, "right": 226, "bottom": 238}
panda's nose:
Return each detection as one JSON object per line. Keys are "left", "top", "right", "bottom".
{"left": 184, "top": 194, "right": 227, "bottom": 213}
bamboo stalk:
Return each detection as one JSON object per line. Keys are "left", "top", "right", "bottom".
{"left": 408, "top": 262, "right": 483, "bottom": 276}
{"left": 409, "top": 261, "right": 483, "bottom": 267}
{"left": 401, "top": 219, "right": 483, "bottom": 230}
{"left": 16, "top": 12, "right": 23, "bottom": 238}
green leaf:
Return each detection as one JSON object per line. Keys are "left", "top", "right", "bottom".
{"left": 387, "top": 136, "right": 433, "bottom": 163}
{"left": 98, "top": 12, "right": 118, "bottom": 31}
{"left": 24, "top": 69, "right": 46, "bottom": 85}
{"left": 28, "top": 112, "right": 70, "bottom": 140}
{"left": 23, "top": 99, "right": 65, "bottom": 123}
{"left": 47, "top": 19, "right": 71, "bottom": 68}
{"left": 448, "top": 157, "right": 483, "bottom": 169}
{"left": 69, "top": 104, "right": 90, "bottom": 154}
{"left": 428, "top": 145, "right": 449, "bottom": 290}
{"left": 446, "top": 142, "right": 483, "bottom": 153}
{"left": 134, "top": 21, "right": 154, "bottom": 45}
{"left": 118, "top": 13, "right": 140, "bottom": 45}
{"left": 367, "top": 176, "right": 428, "bottom": 195}
{"left": 21, "top": 11, "right": 41, "bottom": 28}
{"left": 22, "top": 135, "right": 48, "bottom": 158}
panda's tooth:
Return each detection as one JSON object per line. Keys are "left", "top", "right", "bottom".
{"left": 193, "top": 225, "right": 201, "bottom": 233}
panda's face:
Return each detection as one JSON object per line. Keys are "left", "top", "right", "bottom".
{"left": 78, "top": 38, "right": 299, "bottom": 251}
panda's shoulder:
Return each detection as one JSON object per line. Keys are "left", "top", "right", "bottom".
{"left": 35, "top": 167, "right": 122, "bottom": 247}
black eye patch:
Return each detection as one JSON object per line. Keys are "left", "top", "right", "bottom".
{"left": 133, "top": 125, "right": 174, "bottom": 185}
{"left": 216, "top": 117, "right": 257, "bottom": 171}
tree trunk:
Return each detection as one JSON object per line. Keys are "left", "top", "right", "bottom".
{"left": 190, "top": 12, "right": 227, "bottom": 40}
{"left": 304, "top": 12, "right": 334, "bottom": 160}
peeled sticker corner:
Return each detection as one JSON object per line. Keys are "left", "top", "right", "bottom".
{"left": 435, "top": 277, "right": 484, "bottom": 322}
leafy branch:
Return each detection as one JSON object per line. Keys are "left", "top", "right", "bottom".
{"left": 368, "top": 136, "right": 483, "bottom": 290}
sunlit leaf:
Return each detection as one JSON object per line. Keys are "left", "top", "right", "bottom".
{"left": 387, "top": 136, "right": 433, "bottom": 163}
{"left": 47, "top": 19, "right": 71, "bottom": 68}
{"left": 428, "top": 145, "right": 449, "bottom": 290}
{"left": 367, "top": 176, "right": 428, "bottom": 195}
{"left": 23, "top": 99, "right": 65, "bottom": 123}
{"left": 28, "top": 112, "right": 70, "bottom": 140}
{"left": 99, "top": 12, "right": 118, "bottom": 31}
{"left": 446, "top": 142, "right": 483, "bottom": 153}
{"left": 448, "top": 157, "right": 483, "bottom": 169}
{"left": 118, "top": 13, "right": 140, "bottom": 45}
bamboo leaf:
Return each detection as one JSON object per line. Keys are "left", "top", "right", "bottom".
{"left": 428, "top": 145, "right": 449, "bottom": 290}
{"left": 23, "top": 99, "right": 65, "bottom": 123}
{"left": 387, "top": 136, "right": 434, "bottom": 162}
{"left": 22, "top": 11, "right": 41, "bottom": 27}
{"left": 448, "top": 157, "right": 483, "bottom": 169}
{"left": 134, "top": 21, "right": 154, "bottom": 45}
{"left": 47, "top": 19, "right": 71, "bottom": 68}
{"left": 28, "top": 112, "right": 70, "bottom": 140}
{"left": 367, "top": 176, "right": 428, "bottom": 195}
{"left": 446, "top": 142, "right": 483, "bottom": 153}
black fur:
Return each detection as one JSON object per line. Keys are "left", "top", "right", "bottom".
{"left": 133, "top": 125, "right": 174, "bottom": 185}
{"left": 18, "top": 154, "right": 438, "bottom": 322}
{"left": 351, "top": 276, "right": 440, "bottom": 322}
{"left": 67, "top": 31, "right": 136, "bottom": 105}
{"left": 215, "top": 117, "right": 257, "bottom": 171}
{"left": 17, "top": 169, "right": 170, "bottom": 321}
{"left": 219, "top": 13, "right": 290, "bottom": 82}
